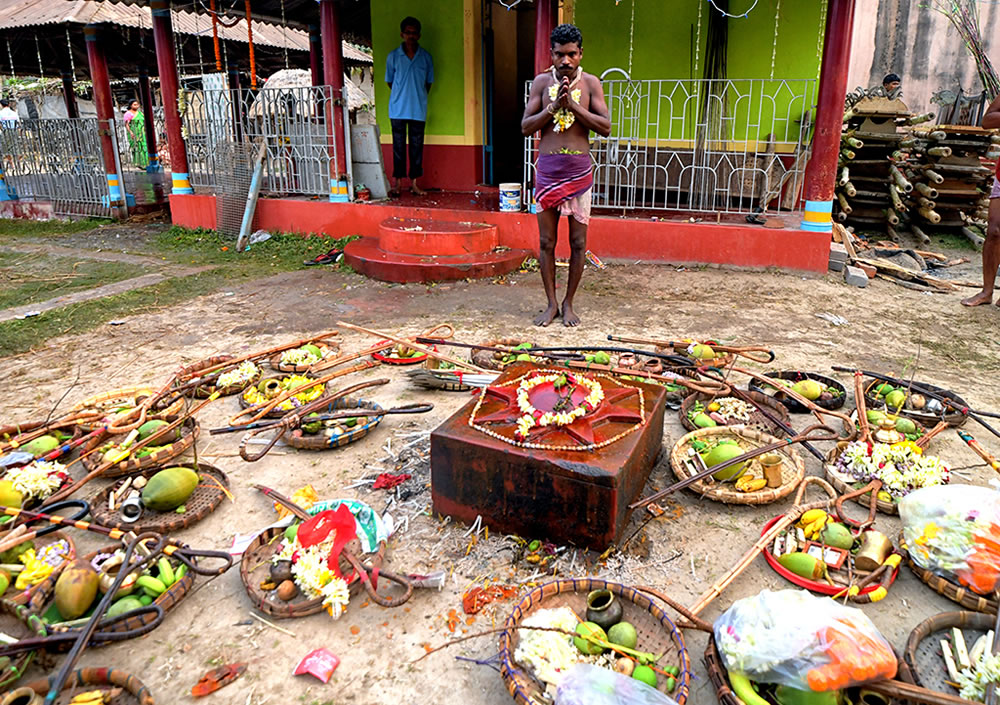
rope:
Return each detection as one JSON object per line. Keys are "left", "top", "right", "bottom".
{"left": 707, "top": 0, "right": 759, "bottom": 18}
{"left": 210, "top": 0, "right": 222, "bottom": 71}
{"left": 245, "top": 0, "right": 257, "bottom": 89}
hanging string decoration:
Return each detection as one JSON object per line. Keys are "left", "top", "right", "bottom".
{"left": 5, "top": 38, "right": 13, "bottom": 81}
{"left": 245, "top": 0, "right": 257, "bottom": 89}
{"left": 694, "top": 0, "right": 703, "bottom": 80}
{"left": 280, "top": 0, "right": 289, "bottom": 70}
{"left": 34, "top": 33, "right": 44, "bottom": 81}
{"left": 627, "top": 0, "right": 635, "bottom": 75}
{"left": 769, "top": 0, "right": 781, "bottom": 81}
{"left": 210, "top": 0, "right": 222, "bottom": 71}
{"left": 707, "top": 0, "right": 759, "bottom": 19}
{"left": 815, "top": 0, "right": 827, "bottom": 84}
{"left": 65, "top": 27, "right": 75, "bottom": 79}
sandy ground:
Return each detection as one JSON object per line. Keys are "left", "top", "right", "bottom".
{"left": 2, "top": 242, "right": 1000, "bottom": 705}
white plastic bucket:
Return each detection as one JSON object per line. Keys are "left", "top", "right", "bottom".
{"left": 499, "top": 182, "right": 522, "bottom": 212}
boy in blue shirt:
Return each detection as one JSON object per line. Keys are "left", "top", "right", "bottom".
{"left": 385, "top": 16, "right": 433, "bottom": 196}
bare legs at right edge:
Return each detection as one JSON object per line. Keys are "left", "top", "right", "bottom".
{"left": 962, "top": 197, "right": 1000, "bottom": 306}
{"left": 534, "top": 208, "right": 587, "bottom": 327}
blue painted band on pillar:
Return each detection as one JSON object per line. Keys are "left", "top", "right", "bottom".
{"left": 84, "top": 27, "right": 99, "bottom": 41}
{"left": 800, "top": 198, "right": 833, "bottom": 232}
{"left": 171, "top": 171, "right": 194, "bottom": 195}
{"left": 800, "top": 221, "right": 833, "bottom": 233}
{"left": 329, "top": 178, "right": 350, "bottom": 203}
{"left": 803, "top": 199, "right": 833, "bottom": 213}
{"left": 106, "top": 174, "right": 122, "bottom": 201}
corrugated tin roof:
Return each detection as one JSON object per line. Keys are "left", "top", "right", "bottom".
{"left": 0, "top": 0, "right": 370, "bottom": 61}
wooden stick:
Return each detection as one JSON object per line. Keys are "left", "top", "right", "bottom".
{"left": 175, "top": 331, "right": 340, "bottom": 381}
{"left": 334, "top": 321, "right": 485, "bottom": 372}
{"left": 915, "top": 420, "right": 949, "bottom": 450}
{"left": 309, "top": 323, "right": 457, "bottom": 374}
{"left": 864, "top": 679, "right": 981, "bottom": 705}
{"left": 606, "top": 335, "right": 775, "bottom": 363}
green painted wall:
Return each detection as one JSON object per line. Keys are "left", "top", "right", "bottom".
{"left": 572, "top": 0, "right": 825, "bottom": 143}
{"left": 371, "top": 0, "right": 466, "bottom": 137}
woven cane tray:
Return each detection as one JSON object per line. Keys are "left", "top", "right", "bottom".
{"left": 3, "top": 531, "right": 76, "bottom": 607}
{"left": 0, "top": 599, "right": 48, "bottom": 689}
{"left": 269, "top": 341, "right": 340, "bottom": 373}
{"left": 69, "top": 386, "right": 186, "bottom": 432}
{"left": 372, "top": 340, "right": 432, "bottom": 365}
{"left": 29, "top": 543, "right": 195, "bottom": 640}
{"left": 282, "top": 398, "right": 384, "bottom": 450}
{"left": 18, "top": 667, "right": 154, "bottom": 705}
{"left": 900, "top": 534, "right": 999, "bottom": 614}
{"left": 864, "top": 377, "right": 969, "bottom": 428}
{"left": 680, "top": 391, "right": 791, "bottom": 435}
{"left": 499, "top": 578, "right": 692, "bottom": 705}
{"left": 238, "top": 375, "right": 330, "bottom": 419}
{"left": 240, "top": 526, "right": 369, "bottom": 619}
{"left": 656, "top": 344, "right": 735, "bottom": 370}
{"left": 748, "top": 371, "right": 847, "bottom": 413}
{"left": 174, "top": 354, "right": 262, "bottom": 398}
{"left": 825, "top": 443, "right": 899, "bottom": 515}
{"left": 670, "top": 427, "right": 804, "bottom": 505}
{"left": 88, "top": 462, "right": 230, "bottom": 533}
{"left": 471, "top": 338, "right": 536, "bottom": 371}
{"left": 80, "top": 417, "right": 200, "bottom": 479}
{"left": 904, "top": 611, "right": 996, "bottom": 695}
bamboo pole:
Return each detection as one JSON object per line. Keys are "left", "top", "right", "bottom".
{"left": 334, "top": 321, "right": 493, "bottom": 373}
{"left": 308, "top": 323, "right": 459, "bottom": 374}
{"left": 174, "top": 330, "right": 341, "bottom": 381}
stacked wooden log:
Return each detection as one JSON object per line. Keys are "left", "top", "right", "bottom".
{"left": 834, "top": 95, "right": 929, "bottom": 239}
{"left": 900, "top": 125, "right": 1000, "bottom": 247}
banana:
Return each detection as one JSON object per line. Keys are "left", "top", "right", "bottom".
{"left": 798, "top": 509, "right": 827, "bottom": 527}
{"left": 737, "top": 478, "right": 767, "bottom": 492}
{"left": 803, "top": 516, "right": 827, "bottom": 539}
{"left": 157, "top": 557, "right": 175, "bottom": 587}
{"left": 70, "top": 691, "right": 109, "bottom": 704}
{"left": 175, "top": 563, "right": 188, "bottom": 582}
{"left": 135, "top": 575, "right": 166, "bottom": 595}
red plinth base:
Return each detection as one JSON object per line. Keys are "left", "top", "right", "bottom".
{"left": 377, "top": 216, "right": 499, "bottom": 255}
{"left": 344, "top": 236, "right": 529, "bottom": 283}
{"left": 430, "top": 364, "right": 667, "bottom": 550}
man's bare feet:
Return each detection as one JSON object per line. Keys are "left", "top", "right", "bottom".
{"left": 961, "top": 290, "right": 995, "bottom": 306}
{"left": 533, "top": 305, "right": 559, "bottom": 326}
{"left": 410, "top": 182, "right": 427, "bottom": 196}
{"left": 561, "top": 301, "right": 580, "bottom": 327}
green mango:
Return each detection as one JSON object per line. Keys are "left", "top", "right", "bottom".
{"left": 20, "top": 435, "right": 59, "bottom": 457}
{"left": 692, "top": 413, "right": 717, "bottom": 428}
{"left": 302, "top": 413, "right": 322, "bottom": 434}
{"left": 885, "top": 389, "right": 907, "bottom": 410}
{"left": 573, "top": 622, "right": 607, "bottom": 655}
{"left": 594, "top": 351, "right": 611, "bottom": 365}
{"left": 136, "top": 420, "right": 170, "bottom": 441}
{"left": 866, "top": 409, "right": 886, "bottom": 424}
{"left": 302, "top": 344, "right": 323, "bottom": 359}
{"left": 895, "top": 417, "right": 917, "bottom": 435}
{"left": 775, "top": 685, "right": 842, "bottom": 705}
{"left": 105, "top": 596, "right": 144, "bottom": 619}
{"left": 819, "top": 522, "right": 855, "bottom": 550}
{"left": 704, "top": 442, "right": 746, "bottom": 481}
{"left": 874, "top": 383, "right": 895, "bottom": 397}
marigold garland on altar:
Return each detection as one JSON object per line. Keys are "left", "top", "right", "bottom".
{"left": 514, "top": 372, "right": 604, "bottom": 439}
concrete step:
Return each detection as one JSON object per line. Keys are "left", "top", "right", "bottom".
{"left": 344, "top": 236, "right": 530, "bottom": 283}
{"left": 377, "top": 217, "right": 498, "bottom": 256}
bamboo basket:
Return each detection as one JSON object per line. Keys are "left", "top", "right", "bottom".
{"left": 18, "top": 667, "right": 154, "bottom": 705}
{"left": 238, "top": 375, "right": 330, "bottom": 419}
{"left": 0, "top": 599, "right": 48, "bottom": 690}
{"left": 904, "top": 611, "right": 995, "bottom": 693}
{"left": 5, "top": 531, "right": 77, "bottom": 608}
{"left": 498, "top": 578, "right": 692, "bottom": 705}
{"left": 88, "top": 462, "right": 230, "bottom": 533}
{"left": 269, "top": 341, "right": 341, "bottom": 373}
{"left": 282, "top": 398, "right": 384, "bottom": 450}
{"left": 748, "top": 371, "right": 848, "bottom": 413}
{"left": 28, "top": 543, "right": 195, "bottom": 641}
{"left": 864, "top": 377, "right": 969, "bottom": 428}
{"left": 176, "top": 354, "right": 262, "bottom": 397}
{"left": 825, "top": 443, "right": 899, "bottom": 515}
{"left": 669, "top": 427, "right": 804, "bottom": 505}
{"left": 80, "top": 417, "right": 200, "bottom": 479}
{"left": 680, "top": 391, "right": 791, "bottom": 435}
{"left": 899, "top": 533, "right": 998, "bottom": 615}
{"left": 69, "top": 386, "right": 186, "bottom": 432}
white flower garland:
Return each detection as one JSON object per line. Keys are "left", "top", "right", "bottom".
{"left": 274, "top": 536, "right": 351, "bottom": 619}
{"left": 280, "top": 348, "right": 320, "bottom": 366}
{"left": 547, "top": 83, "right": 583, "bottom": 133}
{"left": 514, "top": 372, "right": 604, "bottom": 440}
{"left": 216, "top": 361, "right": 259, "bottom": 389}
{"left": 3, "top": 460, "right": 67, "bottom": 501}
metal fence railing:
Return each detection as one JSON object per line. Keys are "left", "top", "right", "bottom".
{"left": 523, "top": 74, "right": 816, "bottom": 214}
{"left": 180, "top": 85, "right": 342, "bottom": 198}
{"left": 0, "top": 118, "right": 115, "bottom": 218}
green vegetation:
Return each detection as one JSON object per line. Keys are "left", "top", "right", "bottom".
{"left": 0, "top": 218, "right": 106, "bottom": 239}
{"left": 0, "top": 251, "right": 144, "bottom": 310}
{"left": 0, "top": 225, "right": 362, "bottom": 356}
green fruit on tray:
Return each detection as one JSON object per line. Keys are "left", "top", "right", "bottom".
{"left": 777, "top": 552, "right": 827, "bottom": 580}
{"left": 136, "top": 419, "right": 170, "bottom": 441}
{"left": 302, "top": 344, "right": 323, "bottom": 359}
{"left": 285, "top": 523, "right": 300, "bottom": 541}
{"left": 775, "top": 685, "right": 843, "bottom": 705}
{"left": 302, "top": 413, "right": 322, "bottom": 434}
{"left": 0, "top": 480, "right": 23, "bottom": 509}
{"left": 141, "top": 466, "right": 199, "bottom": 511}
{"left": 689, "top": 343, "right": 715, "bottom": 360}
{"left": 874, "top": 383, "right": 895, "bottom": 397}
{"left": 0, "top": 540, "right": 33, "bottom": 565}
{"left": 515, "top": 354, "right": 532, "bottom": 362}
{"left": 20, "top": 434, "right": 59, "bottom": 457}
{"left": 0, "top": 569, "right": 10, "bottom": 596}
{"left": 55, "top": 560, "right": 99, "bottom": 620}
{"left": 791, "top": 379, "right": 822, "bottom": 401}
{"left": 895, "top": 417, "right": 917, "bottom": 435}
{"left": 607, "top": 621, "right": 638, "bottom": 650}
{"left": 593, "top": 351, "right": 611, "bottom": 365}
{"left": 885, "top": 389, "right": 906, "bottom": 409}
{"left": 106, "top": 595, "right": 144, "bottom": 619}
{"left": 819, "top": 522, "right": 855, "bottom": 550}
{"left": 632, "top": 664, "right": 657, "bottom": 687}
{"left": 692, "top": 413, "right": 717, "bottom": 428}
{"left": 138, "top": 594, "right": 153, "bottom": 606}
{"left": 573, "top": 622, "right": 607, "bottom": 654}
{"left": 866, "top": 409, "right": 886, "bottom": 424}
{"left": 703, "top": 443, "right": 747, "bottom": 481}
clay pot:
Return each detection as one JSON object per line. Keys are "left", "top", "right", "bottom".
{"left": 585, "top": 589, "right": 623, "bottom": 631}
{"left": 1, "top": 687, "right": 43, "bottom": 705}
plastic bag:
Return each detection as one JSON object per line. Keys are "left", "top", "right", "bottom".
{"left": 713, "top": 590, "right": 896, "bottom": 691}
{"left": 554, "top": 664, "right": 680, "bottom": 705}
{"left": 900, "top": 483, "right": 1000, "bottom": 596}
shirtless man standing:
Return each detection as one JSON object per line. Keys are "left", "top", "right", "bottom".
{"left": 962, "top": 91, "right": 1000, "bottom": 308}
{"left": 521, "top": 24, "right": 610, "bottom": 327}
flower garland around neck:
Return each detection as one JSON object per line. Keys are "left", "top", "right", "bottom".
{"left": 514, "top": 371, "right": 604, "bottom": 440}
{"left": 547, "top": 66, "right": 583, "bottom": 133}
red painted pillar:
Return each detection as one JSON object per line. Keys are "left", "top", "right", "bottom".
{"left": 320, "top": 0, "right": 349, "bottom": 201}
{"left": 137, "top": 67, "right": 160, "bottom": 173}
{"left": 151, "top": 0, "right": 193, "bottom": 194}
{"left": 61, "top": 71, "right": 78, "bottom": 119}
{"left": 801, "top": 0, "right": 855, "bottom": 233}
{"left": 84, "top": 24, "right": 127, "bottom": 217}
{"left": 309, "top": 24, "right": 323, "bottom": 87}
{"left": 534, "top": 0, "right": 558, "bottom": 75}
